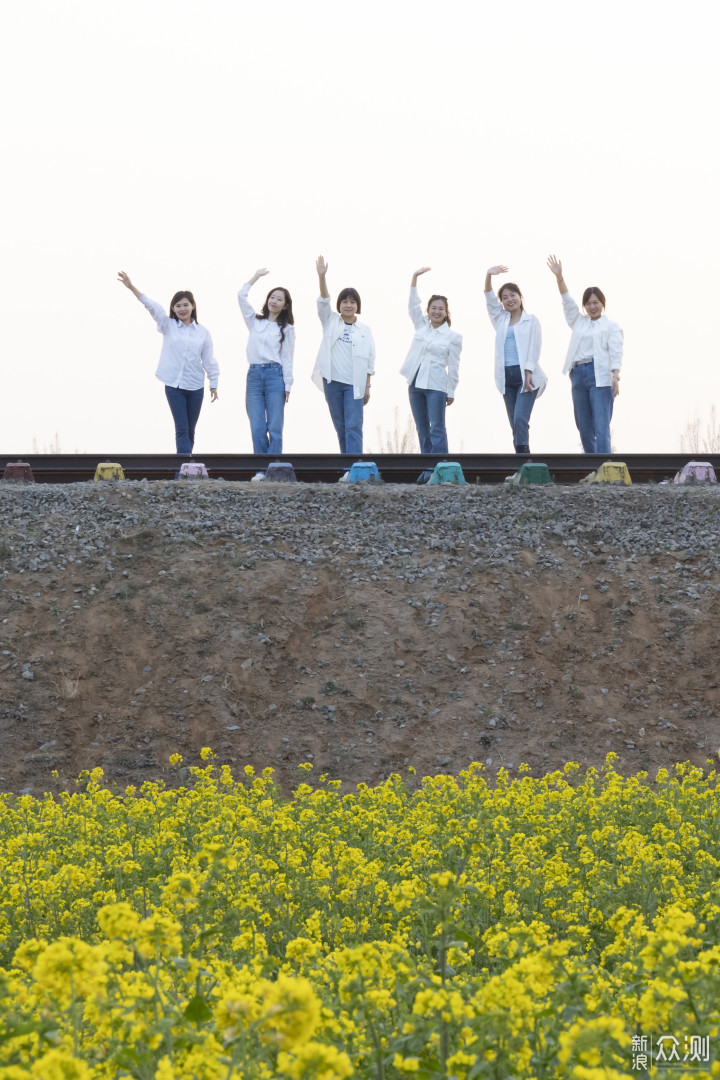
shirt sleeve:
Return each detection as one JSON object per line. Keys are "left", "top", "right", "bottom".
{"left": 409, "top": 287, "right": 425, "bottom": 330}
{"left": 484, "top": 289, "right": 505, "bottom": 330}
{"left": 281, "top": 325, "right": 295, "bottom": 390}
{"left": 139, "top": 294, "right": 170, "bottom": 334}
{"left": 200, "top": 331, "right": 220, "bottom": 389}
{"left": 525, "top": 316, "right": 542, "bottom": 371}
{"left": 608, "top": 323, "right": 623, "bottom": 370}
{"left": 366, "top": 327, "right": 376, "bottom": 377}
{"left": 447, "top": 333, "right": 462, "bottom": 396}
{"left": 562, "top": 292, "right": 582, "bottom": 329}
{"left": 237, "top": 283, "right": 257, "bottom": 330}
{"left": 317, "top": 295, "right": 333, "bottom": 327}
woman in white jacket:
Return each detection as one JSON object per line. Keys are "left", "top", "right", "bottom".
{"left": 547, "top": 255, "right": 623, "bottom": 454}
{"left": 400, "top": 267, "right": 462, "bottom": 455}
{"left": 311, "top": 256, "right": 375, "bottom": 454}
{"left": 484, "top": 266, "right": 547, "bottom": 454}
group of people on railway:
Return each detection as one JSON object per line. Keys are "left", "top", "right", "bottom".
{"left": 117, "top": 256, "right": 623, "bottom": 474}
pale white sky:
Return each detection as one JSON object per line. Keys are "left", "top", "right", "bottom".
{"left": 1, "top": 0, "right": 718, "bottom": 456}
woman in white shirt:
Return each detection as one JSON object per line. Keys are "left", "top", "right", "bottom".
{"left": 400, "top": 267, "right": 462, "bottom": 455}
{"left": 237, "top": 269, "right": 295, "bottom": 471}
{"left": 547, "top": 255, "right": 623, "bottom": 454}
{"left": 484, "top": 265, "right": 547, "bottom": 454}
{"left": 118, "top": 271, "right": 219, "bottom": 454}
{"left": 311, "top": 256, "right": 375, "bottom": 454}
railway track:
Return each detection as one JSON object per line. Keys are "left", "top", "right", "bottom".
{"left": 1, "top": 453, "right": 717, "bottom": 485}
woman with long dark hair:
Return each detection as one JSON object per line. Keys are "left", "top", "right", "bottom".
{"left": 117, "top": 271, "right": 219, "bottom": 454}
{"left": 238, "top": 269, "right": 295, "bottom": 475}
{"left": 484, "top": 265, "right": 546, "bottom": 454}
{"left": 400, "top": 267, "right": 462, "bottom": 455}
{"left": 547, "top": 255, "right": 623, "bottom": 454}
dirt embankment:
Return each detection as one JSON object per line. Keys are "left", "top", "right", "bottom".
{"left": 1, "top": 482, "right": 718, "bottom": 794}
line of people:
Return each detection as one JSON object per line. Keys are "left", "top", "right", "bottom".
{"left": 117, "top": 255, "right": 623, "bottom": 470}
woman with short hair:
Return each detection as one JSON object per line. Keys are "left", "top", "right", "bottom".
{"left": 312, "top": 256, "right": 375, "bottom": 454}
{"left": 547, "top": 255, "right": 623, "bottom": 454}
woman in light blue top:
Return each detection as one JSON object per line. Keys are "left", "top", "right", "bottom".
{"left": 484, "top": 265, "right": 546, "bottom": 454}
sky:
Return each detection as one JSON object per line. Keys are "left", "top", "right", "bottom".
{"left": 1, "top": 0, "right": 718, "bottom": 457}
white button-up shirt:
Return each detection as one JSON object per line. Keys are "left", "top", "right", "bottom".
{"left": 561, "top": 293, "right": 623, "bottom": 385}
{"left": 140, "top": 295, "right": 219, "bottom": 391}
{"left": 484, "top": 290, "right": 547, "bottom": 397}
{"left": 400, "top": 288, "right": 462, "bottom": 395}
{"left": 237, "top": 283, "right": 295, "bottom": 391}
{"left": 312, "top": 296, "right": 376, "bottom": 400}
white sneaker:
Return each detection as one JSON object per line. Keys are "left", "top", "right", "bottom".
{"left": 339, "top": 471, "right": 350, "bottom": 482}
{"left": 251, "top": 472, "right": 266, "bottom": 483}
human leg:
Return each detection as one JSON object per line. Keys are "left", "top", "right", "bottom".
{"left": 425, "top": 389, "right": 449, "bottom": 454}
{"left": 264, "top": 365, "right": 286, "bottom": 454}
{"left": 323, "top": 379, "right": 348, "bottom": 453}
{"left": 589, "top": 383, "right": 614, "bottom": 455}
{"left": 502, "top": 365, "right": 522, "bottom": 449}
{"left": 570, "top": 364, "right": 597, "bottom": 454}
{"left": 513, "top": 386, "right": 539, "bottom": 452}
{"left": 246, "top": 367, "right": 270, "bottom": 454}
{"left": 409, "top": 379, "right": 432, "bottom": 454}
{"left": 185, "top": 388, "right": 204, "bottom": 452}
{"left": 343, "top": 386, "right": 364, "bottom": 455}
{"left": 165, "top": 385, "right": 194, "bottom": 454}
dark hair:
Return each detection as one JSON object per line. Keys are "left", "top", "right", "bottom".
{"left": 256, "top": 286, "right": 294, "bottom": 348}
{"left": 169, "top": 290, "right": 197, "bottom": 323}
{"left": 498, "top": 282, "right": 524, "bottom": 312}
{"left": 582, "top": 286, "right": 606, "bottom": 310}
{"left": 427, "top": 294, "right": 451, "bottom": 326}
{"left": 336, "top": 287, "right": 361, "bottom": 314}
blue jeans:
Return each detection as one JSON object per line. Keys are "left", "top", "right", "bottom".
{"left": 246, "top": 364, "right": 286, "bottom": 454}
{"left": 165, "top": 385, "right": 204, "bottom": 454}
{"left": 408, "top": 375, "right": 448, "bottom": 454}
{"left": 323, "top": 379, "right": 364, "bottom": 454}
{"left": 570, "top": 360, "right": 614, "bottom": 454}
{"left": 503, "top": 365, "right": 538, "bottom": 451}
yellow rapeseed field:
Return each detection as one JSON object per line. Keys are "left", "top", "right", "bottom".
{"left": 0, "top": 751, "right": 718, "bottom": 1079}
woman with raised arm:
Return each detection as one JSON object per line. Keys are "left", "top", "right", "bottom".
{"left": 117, "top": 271, "right": 219, "bottom": 455}
{"left": 311, "top": 256, "right": 375, "bottom": 456}
{"left": 400, "top": 267, "right": 462, "bottom": 456}
{"left": 484, "top": 265, "right": 546, "bottom": 455}
{"left": 237, "top": 269, "right": 295, "bottom": 479}
{"left": 547, "top": 255, "right": 623, "bottom": 454}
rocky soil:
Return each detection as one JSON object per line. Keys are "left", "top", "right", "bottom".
{"left": 1, "top": 480, "right": 718, "bottom": 795}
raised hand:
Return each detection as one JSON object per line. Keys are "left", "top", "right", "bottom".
{"left": 486, "top": 265, "right": 509, "bottom": 276}
{"left": 254, "top": 268, "right": 270, "bottom": 279}
{"left": 117, "top": 271, "right": 134, "bottom": 290}
{"left": 413, "top": 266, "right": 431, "bottom": 277}
{"left": 316, "top": 255, "right": 328, "bottom": 277}
{"left": 546, "top": 255, "right": 563, "bottom": 277}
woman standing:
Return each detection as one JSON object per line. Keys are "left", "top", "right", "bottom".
{"left": 484, "top": 265, "right": 546, "bottom": 454}
{"left": 238, "top": 269, "right": 294, "bottom": 474}
{"left": 312, "top": 256, "right": 375, "bottom": 454}
{"left": 400, "top": 267, "right": 462, "bottom": 454}
{"left": 117, "top": 271, "right": 219, "bottom": 454}
{"left": 547, "top": 255, "right": 623, "bottom": 454}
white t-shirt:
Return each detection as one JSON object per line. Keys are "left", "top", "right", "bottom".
{"left": 330, "top": 321, "right": 355, "bottom": 384}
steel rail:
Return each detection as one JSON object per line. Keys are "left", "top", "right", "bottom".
{"left": 2, "top": 453, "right": 719, "bottom": 485}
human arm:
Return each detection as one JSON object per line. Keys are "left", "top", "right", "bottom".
{"left": 200, "top": 332, "right": 220, "bottom": 398}
{"left": 446, "top": 332, "right": 462, "bottom": 401}
{"left": 316, "top": 255, "right": 330, "bottom": 299}
{"left": 522, "top": 317, "right": 542, "bottom": 392}
{"left": 609, "top": 324, "right": 623, "bottom": 397}
{"left": 408, "top": 270, "right": 428, "bottom": 330}
{"left": 363, "top": 329, "right": 376, "bottom": 404}
{"left": 484, "top": 264, "right": 509, "bottom": 293}
{"left": 238, "top": 268, "right": 269, "bottom": 327}
{"left": 546, "top": 255, "right": 569, "bottom": 294}
{"left": 119, "top": 272, "right": 169, "bottom": 334}
{"left": 281, "top": 324, "right": 295, "bottom": 397}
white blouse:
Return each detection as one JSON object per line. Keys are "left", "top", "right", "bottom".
{"left": 140, "top": 295, "right": 219, "bottom": 391}
{"left": 399, "top": 287, "right": 462, "bottom": 395}
{"left": 237, "top": 283, "right": 295, "bottom": 391}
